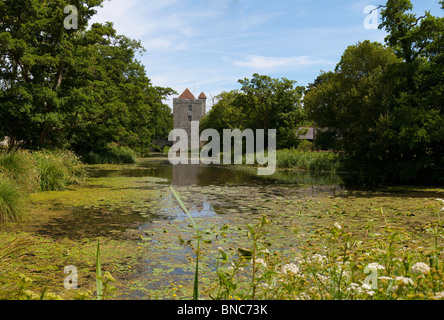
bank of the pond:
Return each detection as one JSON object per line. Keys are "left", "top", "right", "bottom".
{"left": 0, "top": 149, "right": 87, "bottom": 223}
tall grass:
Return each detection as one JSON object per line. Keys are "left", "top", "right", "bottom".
{"left": 33, "top": 150, "right": 87, "bottom": 191}
{"left": 0, "top": 149, "right": 87, "bottom": 222}
{"left": 0, "top": 150, "right": 40, "bottom": 193}
{"left": 0, "top": 175, "right": 28, "bottom": 223}
{"left": 276, "top": 149, "right": 341, "bottom": 172}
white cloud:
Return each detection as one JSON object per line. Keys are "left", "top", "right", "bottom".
{"left": 233, "top": 55, "right": 334, "bottom": 69}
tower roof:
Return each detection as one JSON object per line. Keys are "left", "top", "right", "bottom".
{"left": 198, "top": 92, "right": 207, "bottom": 99}
{"left": 178, "top": 88, "right": 196, "bottom": 100}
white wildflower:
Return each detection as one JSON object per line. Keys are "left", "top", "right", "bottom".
{"left": 411, "top": 262, "right": 430, "bottom": 275}
{"left": 310, "top": 254, "right": 327, "bottom": 265}
{"left": 281, "top": 263, "right": 300, "bottom": 275}
{"left": 433, "top": 292, "right": 444, "bottom": 300}
{"left": 254, "top": 258, "right": 267, "bottom": 268}
{"left": 362, "top": 283, "right": 373, "bottom": 291}
{"left": 395, "top": 276, "right": 414, "bottom": 286}
{"left": 333, "top": 222, "right": 342, "bottom": 230}
{"left": 366, "top": 290, "right": 375, "bottom": 296}
{"left": 347, "top": 283, "right": 363, "bottom": 295}
{"left": 296, "top": 292, "right": 310, "bottom": 300}
{"left": 367, "top": 262, "right": 385, "bottom": 271}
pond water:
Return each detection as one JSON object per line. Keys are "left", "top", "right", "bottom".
{"left": 25, "top": 157, "right": 444, "bottom": 299}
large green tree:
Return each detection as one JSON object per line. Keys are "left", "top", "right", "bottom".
{"left": 305, "top": 0, "right": 444, "bottom": 184}
{"left": 201, "top": 74, "right": 306, "bottom": 149}
{"left": 304, "top": 41, "right": 401, "bottom": 163}
{"left": 0, "top": 0, "right": 174, "bottom": 155}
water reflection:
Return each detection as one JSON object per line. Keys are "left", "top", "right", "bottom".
{"left": 87, "top": 158, "right": 345, "bottom": 188}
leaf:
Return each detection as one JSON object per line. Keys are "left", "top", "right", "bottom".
{"left": 96, "top": 240, "right": 103, "bottom": 300}
{"left": 170, "top": 186, "right": 199, "bottom": 300}
{"left": 237, "top": 247, "right": 253, "bottom": 257}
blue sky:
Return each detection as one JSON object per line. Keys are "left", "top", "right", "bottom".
{"left": 91, "top": 0, "right": 442, "bottom": 107}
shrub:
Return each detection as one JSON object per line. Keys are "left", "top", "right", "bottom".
{"left": 297, "top": 140, "right": 313, "bottom": 152}
{"left": 80, "top": 144, "right": 137, "bottom": 164}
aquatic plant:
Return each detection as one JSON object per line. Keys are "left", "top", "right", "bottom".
{"left": 170, "top": 185, "right": 201, "bottom": 300}
{"left": 95, "top": 240, "right": 116, "bottom": 300}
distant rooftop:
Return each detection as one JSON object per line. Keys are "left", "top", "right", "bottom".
{"left": 178, "top": 88, "right": 196, "bottom": 100}
{"left": 198, "top": 92, "right": 207, "bottom": 99}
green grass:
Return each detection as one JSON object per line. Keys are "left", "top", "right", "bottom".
{"left": 33, "top": 150, "right": 87, "bottom": 191}
{"left": 0, "top": 149, "right": 87, "bottom": 222}
{"left": 276, "top": 149, "right": 342, "bottom": 172}
{"left": 0, "top": 175, "right": 28, "bottom": 223}
{"left": 0, "top": 150, "right": 40, "bottom": 193}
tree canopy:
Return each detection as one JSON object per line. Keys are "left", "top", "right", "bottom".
{"left": 0, "top": 0, "right": 175, "bottom": 156}
{"left": 304, "top": 0, "right": 444, "bottom": 184}
{"left": 201, "top": 73, "right": 306, "bottom": 149}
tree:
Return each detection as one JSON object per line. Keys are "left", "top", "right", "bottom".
{"left": 305, "top": 0, "right": 444, "bottom": 184}
{"left": 201, "top": 74, "right": 306, "bottom": 149}
{"left": 376, "top": 0, "right": 444, "bottom": 183}
{"left": 305, "top": 41, "right": 400, "bottom": 147}
{"left": 0, "top": 0, "right": 175, "bottom": 155}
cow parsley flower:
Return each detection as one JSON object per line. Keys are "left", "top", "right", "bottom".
{"left": 395, "top": 276, "right": 414, "bottom": 285}
{"left": 411, "top": 262, "right": 430, "bottom": 275}
{"left": 310, "top": 254, "right": 327, "bottom": 265}
{"left": 281, "top": 263, "right": 299, "bottom": 275}
{"left": 255, "top": 258, "right": 267, "bottom": 268}
{"left": 367, "top": 262, "right": 385, "bottom": 271}
{"left": 433, "top": 291, "right": 444, "bottom": 300}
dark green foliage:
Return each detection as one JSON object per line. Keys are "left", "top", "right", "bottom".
{"left": 304, "top": 0, "right": 444, "bottom": 185}
{"left": 79, "top": 144, "right": 137, "bottom": 164}
{"left": 201, "top": 74, "right": 307, "bottom": 150}
{"left": 0, "top": 0, "right": 175, "bottom": 157}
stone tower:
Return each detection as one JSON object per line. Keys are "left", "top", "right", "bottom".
{"left": 173, "top": 88, "right": 207, "bottom": 140}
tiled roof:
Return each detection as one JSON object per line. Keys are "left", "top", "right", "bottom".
{"left": 198, "top": 92, "right": 207, "bottom": 99}
{"left": 178, "top": 88, "right": 196, "bottom": 100}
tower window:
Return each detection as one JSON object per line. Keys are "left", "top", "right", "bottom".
{"left": 188, "top": 115, "right": 192, "bottom": 121}
{"left": 188, "top": 105, "right": 192, "bottom": 112}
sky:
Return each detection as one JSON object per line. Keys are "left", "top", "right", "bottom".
{"left": 90, "top": 0, "right": 443, "bottom": 107}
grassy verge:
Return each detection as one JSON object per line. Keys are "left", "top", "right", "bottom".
{"left": 0, "top": 149, "right": 87, "bottom": 222}
{"left": 276, "top": 149, "right": 342, "bottom": 172}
